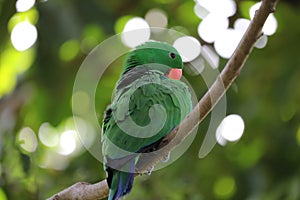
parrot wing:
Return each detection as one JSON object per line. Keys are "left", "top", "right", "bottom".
{"left": 102, "top": 66, "right": 192, "bottom": 200}
{"left": 102, "top": 67, "right": 192, "bottom": 160}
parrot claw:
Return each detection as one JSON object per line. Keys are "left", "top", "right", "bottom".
{"left": 144, "top": 166, "right": 154, "bottom": 176}
{"left": 161, "top": 152, "right": 170, "bottom": 163}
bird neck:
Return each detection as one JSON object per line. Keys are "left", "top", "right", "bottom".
{"left": 122, "top": 53, "right": 141, "bottom": 75}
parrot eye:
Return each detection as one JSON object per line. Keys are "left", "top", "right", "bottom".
{"left": 169, "top": 52, "right": 176, "bottom": 59}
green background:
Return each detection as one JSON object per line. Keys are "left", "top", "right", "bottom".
{"left": 0, "top": 0, "right": 300, "bottom": 199}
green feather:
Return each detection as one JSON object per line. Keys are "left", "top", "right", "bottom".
{"left": 103, "top": 69, "right": 191, "bottom": 157}
{"left": 102, "top": 41, "right": 192, "bottom": 200}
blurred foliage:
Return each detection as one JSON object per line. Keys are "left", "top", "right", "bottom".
{"left": 0, "top": 0, "right": 300, "bottom": 200}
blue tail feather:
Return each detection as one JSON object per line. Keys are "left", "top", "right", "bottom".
{"left": 108, "top": 159, "right": 135, "bottom": 200}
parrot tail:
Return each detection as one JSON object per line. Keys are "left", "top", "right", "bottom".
{"left": 107, "top": 159, "right": 135, "bottom": 200}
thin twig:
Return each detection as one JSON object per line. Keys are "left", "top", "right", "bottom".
{"left": 47, "top": 0, "right": 279, "bottom": 199}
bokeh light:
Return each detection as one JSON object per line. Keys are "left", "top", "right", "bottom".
{"left": 8, "top": 8, "right": 39, "bottom": 33}
{"left": 11, "top": 21, "right": 37, "bottom": 51}
{"left": 255, "top": 35, "right": 268, "bottom": 49}
{"left": 16, "top": 0, "right": 35, "bottom": 12}
{"left": 250, "top": 2, "right": 277, "bottom": 36}
{"left": 38, "top": 122, "right": 60, "bottom": 147}
{"left": 194, "top": 3, "right": 209, "bottom": 19}
{"left": 58, "top": 130, "right": 77, "bottom": 156}
{"left": 201, "top": 45, "right": 219, "bottom": 69}
{"left": 195, "top": 1, "right": 277, "bottom": 60}
{"left": 186, "top": 56, "right": 205, "bottom": 75}
{"left": 0, "top": 188, "right": 7, "bottom": 200}
{"left": 173, "top": 36, "right": 201, "bottom": 62}
{"left": 39, "top": 151, "right": 69, "bottom": 170}
{"left": 72, "top": 91, "right": 91, "bottom": 115}
{"left": 81, "top": 24, "right": 104, "bottom": 54}
{"left": 36, "top": 117, "right": 94, "bottom": 170}
{"left": 0, "top": 47, "right": 35, "bottom": 98}
{"left": 196, "top": 0, "right": 236, "bottom": 17}
{"left": 197, "top": 14, "right": 229, "bottom": 43}
{"left": 114, "top": 15, "right": 134, "bottom": 34}
{"left": 71, "top": 117, "right": 96, "bottom": 149}
{"left": 214, "top": 28, "right": 243, "bottom": 59}
{"left": 122, "top": 17, "right": 151, "bottom": 48}
{"left": 59, "top": 39, "right": 80, "bottom": 61}
{"left": 216, "top": 114, "right": 245, "bottom": 145}
{"left": 145, "top": 8, "right": 168, "bottom": 29}
{"left": 18, "top": 127, "right": 38, "bottom": 153}
{"left": 262, "top": 14, "right": 277, "bottom": 36}
{"left": 213, "top": 176, "right": 236, "bottom": 199}
{"left": 233, "top": 18, "right": 251, "bottom": 33}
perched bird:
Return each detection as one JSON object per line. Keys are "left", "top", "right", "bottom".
{"left": 102, "top": 41, "right": 192, "bottom": 200}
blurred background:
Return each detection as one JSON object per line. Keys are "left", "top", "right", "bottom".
{"left": 0, "top": 0, "right": 300, "bottom": 199}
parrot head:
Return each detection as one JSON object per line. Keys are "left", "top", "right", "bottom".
{"left": 123, "top": 41, "right": 183, "bottom": 80}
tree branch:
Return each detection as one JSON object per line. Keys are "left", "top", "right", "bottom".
{"left": 47, "top": 0, "right": 279, "bottom": 199}
{"left": 47, "top": 180, "right": 109, "bottom": 200}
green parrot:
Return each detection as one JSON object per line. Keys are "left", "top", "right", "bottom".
{"left": 102, "top": 41, "right": 192, "bottom": 200}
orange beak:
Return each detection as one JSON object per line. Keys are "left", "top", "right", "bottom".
{"left": 167, "top": 68, "right": 182, "bottom": 80}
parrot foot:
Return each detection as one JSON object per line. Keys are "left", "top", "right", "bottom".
{"left": 161, "top": 152, "right": 170, "bottom": 163}
{"left": 144, "top": 166, "right": 154, "bottom": 176}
